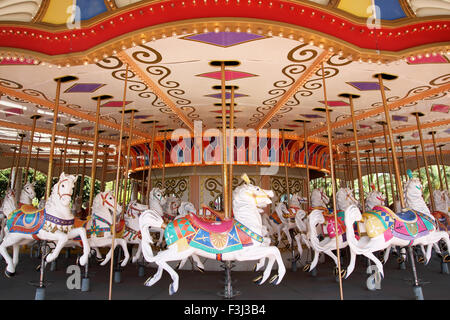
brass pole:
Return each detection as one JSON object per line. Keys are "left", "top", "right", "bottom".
{"left": 429, "top": 131, "right": 444, "bottom": 190}
{"left": 62, "top": 124, "right": 72, "bottom": 173}
{"left": 80, "top": 151, "right": 88, "bottom": 201}
{"left": 161, "top": 130, "right": 167, "bottom": 191}
{"left": 229, "top": 86, "right": 236, "bottom": 213}
{"left": 32, "top": 143, "right": 42, "bottom": 182}
{"left": 121, "top": 109, "right": 137, "bottom": 214}
{"left": 339, "top": 93, "right": 364, "bottom": 210}
{"left": 321, "top": 62, "right": 343, "bottom": 300}
{"left": 101, "top": 145, "right": 110, "bottom": 191}
{"left": 24, "top": 115, "right": 41, "bottom": 183}
{"left": 282, "top": 129, "right": 290, "bottom": 202}
{"left": 380, "top": 123, "right": 396, "bottom": 208}
{"left": 12, "top": 133, "right": 26, "bottom": 190}
{"left": 88, "top": 94, "right": 113, "bottom": 213}
{"left": 366, "top": 150, "right": 373, "bottom": 186}
{"left": 109, "top": 63, "right": 129, "bottom": 301}
{"left": 140, "top": 169, "right": 145, "bottom": 202}
{"left": 146, "top": 120, "right": 157, "bottom": 202}
{"left": 398, "top": 136, "right": 408, "bottom": 182}
{"left": 46, "top": 76, "right": 78, "bottom": 200}
{"left": 413, "top": 112, "right": 435, "bottom": 211}
{"left": 438, "top": 145, "right": 448, "bottom": 190}
{"left": 369, "top": 140, "right": 380, "bottom": 191}
{"left": 75, "top": 141, "right": 84, "bottom": 189}
{"left": 58, "top": 149, "right": 64, "bottom": 177}
{"left": 412, "top": 146, "right": 423, "bottom": 185}
{"left": 303, "top": 120, "right": 311, "bottom": 210}
{"left": 220, "top": 61, "right": 229, "bottom": 219}
{"left": 8, "top": 146, "right": 18, "bottom": 188}
{"left": 376, "top": 73, "right": 405, "bottom": 208}
{"left": 381, "top": 157, "right": 389, "bottom": 203}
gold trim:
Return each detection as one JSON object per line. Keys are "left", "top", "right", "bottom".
{"left": 31, "top": 0, "right": 50, "bottom": 23}
{"left": 1, "top": 18, "right": 449, "bottom": 67}
{"left": 399, "top": 0, "right": 416, "bottom": 18}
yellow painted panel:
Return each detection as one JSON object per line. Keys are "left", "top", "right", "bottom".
{"left": 41, "top": 0, "right": 74, "bottom": 25}
{"left": 337, "top": 0, "right": 373, "bottom": 18}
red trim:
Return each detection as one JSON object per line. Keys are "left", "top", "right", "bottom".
{"left": 0, "top": 0, "right": 448, "bottom": 56}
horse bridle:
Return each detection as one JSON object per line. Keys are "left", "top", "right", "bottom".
{"left": 101, "top": 192, "right": 115, "bottom": 208}
{"left": 57, "top": 179, "right": 73, "bottom": 200}
{"left": 127, "top": 203, "right": 146, "bottom": 218}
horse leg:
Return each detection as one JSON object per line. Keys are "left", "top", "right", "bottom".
{"left": 191, "top": 254, "right": 204, "bottom": 272}
{"left": 294, "top": 234, "right": 303, "bottom": 260}
{"left": 68, "top": 228, "right": 90, "bottom": 266}
{"left": 42, "top": 231, "right": 69, "bottom": 263}
{"left": 0, "top": 234, "right": 20, "bottom": 275}
{"left": 144, "top": 265, "right": 164, "bottom": 287}
{"left": 132, "top": 243, "right": 142, "bottom": 264}
{"left": 382, "top": 246, "right": 391, "bottom": 264}
{"left": 309, "top": 248, "right": 320, "bottom": 271}
{"left": 116, "top": 239, "right": 130, "bottom": 267}
{"left": 12, "top": 244, "right": 20, "bottom": 268}
{"left": 345, "top": 249, "right": 357, "bottom": 279}
{"left": 363, "top": 251, "right": 384, "bottom": 279}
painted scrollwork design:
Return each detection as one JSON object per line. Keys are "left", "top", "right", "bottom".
{"left": 132, "top": 45, "right": 162, "bottom": 65}
{"left": 287, "top": 44, "right": 318, "bottom": 63}
{"left": 95, "top": 56, "right": 123, "bottom": 70}
{"left": 429, "top": 73, "right": 450, "bottom": 86}
{"left": 326, "top": 54, "right": 353, "bottom": 67}
{"left": 112, "top": 68, "right": 149, "bottom": 92}
{"left": 271, "top": 176, "right": 303, "bottom": 201}
{"left": 0, "top": 78, "right": 23, "bottom": 89}
{"left": 180, "top": 106, "right": 200, "bottom": 119}
{"left": 146, "top": 66, "right": 178, "bottom": 88}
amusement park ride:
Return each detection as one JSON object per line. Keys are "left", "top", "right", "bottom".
{"left": 0, "top": 0, "right": 448, "bottom": 301}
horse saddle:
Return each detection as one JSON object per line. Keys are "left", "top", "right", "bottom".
{"left": 282, "top": 207, "right": 298, "bottom": 219}
{"left": 269, "top": 211, "right": 282, "bottom": 225}
{"left": 19, "top": 204, "right": 38, "bottom": 214}
{"left": 322, "top": 211, "right": 346, "bottom": 238}
{"left": 200, "top": 205, "right": 229, "bottom": 221}
{"left": 188, "top": 213, "right": 234, "bottom": 234}
{"left": 432, "top": 211, "right": 450, "bottom": 231}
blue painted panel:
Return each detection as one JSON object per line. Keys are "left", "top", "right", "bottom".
{"left": 76, "top": 0, "right": 108, "bottom": 21}
{"left": 374, "top": 0, "right": 407, "bottom": 20}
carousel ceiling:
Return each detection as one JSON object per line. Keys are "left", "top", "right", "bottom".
{"left": 0, "top": 0, "right": 449, "bottom": 171}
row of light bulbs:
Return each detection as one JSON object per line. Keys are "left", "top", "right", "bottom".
{"left": 0, "top": 25, "right": 449, "bottom": 68}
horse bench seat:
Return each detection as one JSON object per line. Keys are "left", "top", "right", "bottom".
{"left": 188, "top": 213, "right": 234, "bottom": 234}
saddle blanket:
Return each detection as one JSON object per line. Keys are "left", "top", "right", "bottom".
{"left": 6, "top": 208, "right": 45, "bottom": 235}
{"left": 363, "top": 206, "right": 436, "bottom": 242}
{"left": 164, "top": 216, "right": 260, "bottom": 256}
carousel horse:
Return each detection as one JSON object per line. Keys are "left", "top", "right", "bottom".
{"left": 344, "top": 175, "right": 450, "bottom": 280}
{"left": 139, "top": 175, "right": 285, "bottom": 295}
{"left": 18, "top": 181, "right": 37, "bottom": 209}
{"left": 77, "top": 191, "right": 130, "bottom": 267}
{"left": 365, "top": 186, "right": 386, "bottom": 212}
{"left": 432, "top": 189, "right": 450, "bottom": 232}
{"left": 305, "top": 187, "right": 358, "bottom": 276}
{"left": 0, "top": 189, "right": 17, "bottom": 242}
{"left": 0, "top": 172, "right": 90, "bottom": 277}
{"left": 146, "top": 188, "right": 167, "bottom": 247}
{"left": 162, "top": 194, "right": 181, "bottom": 222}
{"left": 294, "top": 205, "right": 311, "bottom": 262}
{"left": 72, "top": 195, "right": 88, "bottom": 219}
{"left": 310, "top": 187, "right": 330, "bottom": 208}
{"left": 123, "top": 199, "right": 149, "bottom": 263}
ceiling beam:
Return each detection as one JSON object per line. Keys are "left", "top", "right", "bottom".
{"left": 337, "top": 149, "right": 450, "bottom": 162}
{"left": 0, "top": 86, "right": 154, "bottom": 141}
{"left": 0, "top": 138, "right": 115, "bottom": 153}
{"left": 0, "top": 119, "right": 117, "bottom": 145}
{"left": 2, "top": 152, "right": 117, "bottom": 161}
{"left": 255, "top": 50, "right": 333, "bottom": 130}
{"left": 116, "top": 51, "right": 195, "bottom": 132}
{"left": 342, "top": 136, "right": 450, "bottom": 153}
{"left": 308, "top": 82, "right": 450, "bottom": 137}
{"left": 333, "top": 119, "right": 450, "bottom": 145}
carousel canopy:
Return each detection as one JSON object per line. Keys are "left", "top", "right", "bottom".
{"left": 0, "top": 0, "right": 449, "bottom": 176}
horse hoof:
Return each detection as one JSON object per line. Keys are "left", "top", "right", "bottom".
{"left": 303, "top": 264, "right": 310, "bottom": 272}
{"left": 144, "top": 277, "right": 153, "bottom": 287}
{"left": 418, "top": 256, "right": 425, "bottom": 264}
{"left": 35, "top": 265, "right": 41, "bottom": 272}
{"left": 269, "top": 274, "right": 279, "bottom": 285}
{"left": 175, "top": 262, "right": 181, "bottom": 270}
{"left": 196, "top": 266, "right": 204, "bottom": 273}
{"left": 341, "top": 269, "right": 347, "bottom": 279}
{"left": 397, "top": 257, "right": 405, "bottom": 264}
{"left": 169, "top": 283, "right": 176, "bottom": 295}
{"left": 294, "top": 254, "right": 300, "bottom": 262}
{"left": 380, "top": 258, "right": 385, "bottom": 264}
{"left": 253, "top": 274, "right": 263, "bottom": 285}
{"left": 5, "top": 270, "right": 15, "bottom": 278}
{"left": 253, "top": 264, "right": 257, "bottom": 272}
{"left": 443, "top": 254, "right": 450, "bottom": 263}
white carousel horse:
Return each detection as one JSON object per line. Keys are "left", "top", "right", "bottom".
{"left": 0, "top": 172, "right": 90, "bottom": 277}
{"left": 434, "top": 189, "right": 449, "bottom": 214}
{"left": 139, "top": 175, "right": 285, "bottom": 295}
{"left": 365, "top": 188, "right": 386, "bottom": 212}
{"left": 147, "top": 188, "right": 167, "bottom": 247}
{"left": 82, "top": 191, "right": 130, "bottom": 267}
{"left": 162, "top": 194, "right": 181, "bottom": 221}
{"left": 310, "top": 187, "right": 330, "bottom": 208}
{"left": 18, "top": 181, "right": 36, "bottom": 208}
{"left": 344, "top": 176, "right": 450, "bottom": 279}
{"left": 123, "top": 199, "right": 149, "bottom": 263}
{"left": 0, "top": 189, "right": 17, "bottom": 242}
{"left": 305, "top": 187, "right": 358, "bottom": 275}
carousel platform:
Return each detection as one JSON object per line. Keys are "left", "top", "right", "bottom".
{"left": 0, "top": 248, "right": 449, "bottom": 300}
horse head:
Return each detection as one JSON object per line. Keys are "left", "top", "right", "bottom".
{"left": 434, "top": 189, "right": 449, "bottom": 213}
{"left": 311, "top": 188, "right": 329, "bottom": 208}
{"left": 92, "top": 191, "right": 122, "bottom": 220}
{"left": 404, "top": 176, "right": 431, "bottom": 215}
{"left": 49, "top": 172, "right": 77, "bottom": 208}
{"left": 1, "top": 188, "right": 17, "bottom": 217}
{"left": 336, "top": 187, "right": 358, "bottom": 211}
{"left": 289, "top": 192, "right": 306, "bottom": 208}
{"left": 233, "top": 176, "right": 274, "bottom": 210}
{"left": 178, "top": 201, "right": 197, "bottom": 217}
{"left": 365, "top": 189, "right": 386, "bottom": 210}
{"left": 20, "top": 181, "right": 36, "bottom": 202}
{"left": 163, "top": 194, "right": 180, "bottom": 216}
{"left": 126, "top": 199, "right": 148, "bottom": 219}
{"left": 148, "top": 187, "right": 165, "bottom": 215}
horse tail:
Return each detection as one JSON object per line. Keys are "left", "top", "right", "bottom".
{"left": 343, "top": 205, "right": 365, "bottom": 254}
{"left": 139, "top": 209, "right": 164, "bottom": 262}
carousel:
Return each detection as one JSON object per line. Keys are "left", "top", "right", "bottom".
{"left": 0, "top": 0, "right": 448, "bottom": 301}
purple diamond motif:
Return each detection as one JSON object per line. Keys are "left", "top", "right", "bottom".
{"left": 392, "top": 115, "right": 408, "bottom": 122}
{"left": 183, "top": 32, "right": 266, "bottom": 47}
{"left": 65, "top": 83, "right": 105, "bottom": 93}
{"left": 102, "top": 101, "right": 133, "bottom": 108}
{"left": 301, "top": 114, "right": 324, "bottom": 119}
{"left": 445, "top": 128, "right": 450, "bottom": 134}
{"left": 205, "top": 93, "right": 248, "bottom": 99}
{"left": 346, "top": 82, "right": 389, "bottom": 91}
